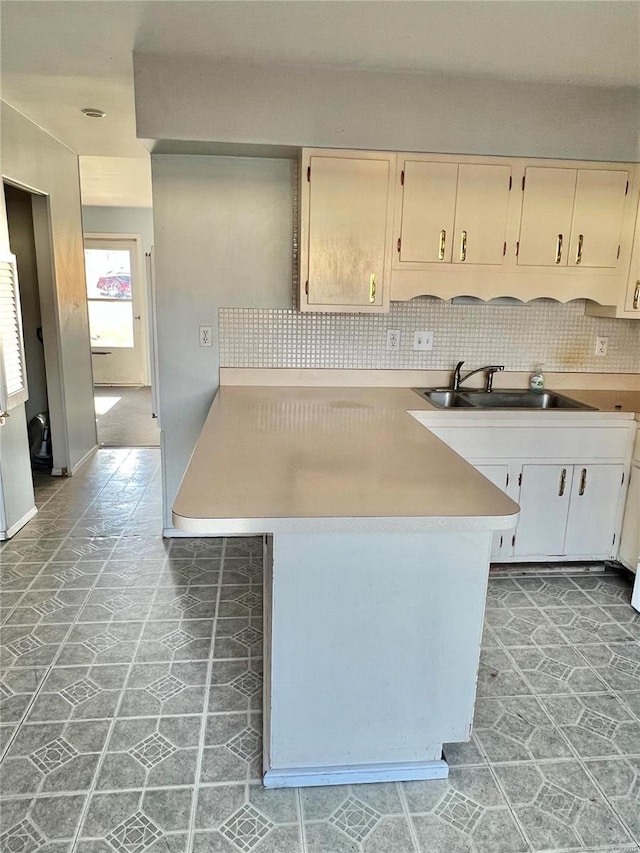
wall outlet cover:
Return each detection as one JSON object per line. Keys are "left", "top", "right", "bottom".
{"left": 199, "top": 325, "right": 213, "bottom": 347}
{"left": 413, "top": 330, "right": 434, "bottom": 351}
{"left": 386, "top": 329, "right": 401, "bottom": 351}
{"left": 595, "top": 336, "right": 608, "bottom": 357}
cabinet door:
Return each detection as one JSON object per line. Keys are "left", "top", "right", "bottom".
{"left": 517, "top": 167, "right": 577, "bottom": 266}
{"left": 453, "top": 165, "right": 512, "bottom": 265}
{"left": 475, "top": 464, "right": 513, "bottom": 559}
{"left": 624, "top": 211, "right": 640, "bottom": 313}
{"left": 618, "top": 464, "right": 640, "bottom": 571}
{"left": 568, "top": 170, "right": 629, "bottom": 268}
{"left": 514, "top": 465, "right": 572, "bottom": 557}
{"left": 398, "top": 161, "right": 458, "bottom": 263}
{"left": 564, "top": 464, "right": 624, "bottom": 558}
{"left": 306, "top": 155, "right": 391, "bottom": 307}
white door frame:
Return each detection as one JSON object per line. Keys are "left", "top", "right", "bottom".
{"left": 3, "top": 181, "right": 76, "bottom": 477}
{"left": 84, "top": 233, "right": 150, "bottom": 386}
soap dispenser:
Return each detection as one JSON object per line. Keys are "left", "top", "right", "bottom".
{"left": 529, "top": 364, "right": 545, "bottom": 392}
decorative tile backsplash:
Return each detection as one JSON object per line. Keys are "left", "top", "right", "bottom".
{"left": 219, "top": 297, "right": 640, "bottom": 373}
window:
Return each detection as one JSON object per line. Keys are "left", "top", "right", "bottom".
{"left": 0, "top": 252, "right": 28, "bottom": 412}
{"left": 84, "top": 247, "right": 134, "bottom": 347}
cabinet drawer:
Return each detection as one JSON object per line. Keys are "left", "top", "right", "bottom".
{"left": 427, "top": 425, "right": 631, "bottom": 461}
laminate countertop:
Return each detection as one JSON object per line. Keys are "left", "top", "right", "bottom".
{"left": 558, "top": 389, "right": 640, "bottom": 416}
{"left": 172, "top": 386, "right": 520, "bottom": 535}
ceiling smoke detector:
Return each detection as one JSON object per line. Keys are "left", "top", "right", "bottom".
{"left": 81, "top": 107, "right": 105, "bottom": 119}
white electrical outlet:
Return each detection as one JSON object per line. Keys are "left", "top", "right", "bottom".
{"left": 386, "top": 329, "right": 401, "bottom": 351}
{"left": 413, "top": 330, "right": 434, "bottom": 351}
{"left": 199, "top": 325, "right": 212, "bottom": 347}
{"left": 595, "top": 336, "right": 608, "bottom": 357}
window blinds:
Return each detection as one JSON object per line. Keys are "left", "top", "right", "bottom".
{"left": 0, "top": 253, "right": 28, "bottom": 412}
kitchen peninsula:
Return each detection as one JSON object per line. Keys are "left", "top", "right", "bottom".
{"left": 173, "top": 386, "right": 519, "bottom": 788}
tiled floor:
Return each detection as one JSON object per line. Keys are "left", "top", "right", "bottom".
{"left": 1, "top": 448, "right": 640, "bottom": 853}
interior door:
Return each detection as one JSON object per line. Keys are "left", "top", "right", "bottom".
{"left": 84, "top": 236, "right": 146, "bottom": 385}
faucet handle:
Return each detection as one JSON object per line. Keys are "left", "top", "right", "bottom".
{"left": 485, "top": 365, "right": 505, "bottom": 392}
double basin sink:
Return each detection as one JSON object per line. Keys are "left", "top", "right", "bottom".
{"left": 415, "top": 388, "right": 596, "bottom": 410}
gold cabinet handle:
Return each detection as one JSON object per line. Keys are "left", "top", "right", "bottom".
{"left": 634, "top": 281, "right": 640, "bottom": 310}
{"left": 369, "top": 273, "right": 377, "bottom": 304}
{"left": 576, "top": 234, "right": 583, "bottom": 265}
{"left": 460, "top": 230, "right": 467, "bottom": 262}
{"left": 555, "top": 234, "right": 563, "bottom": 264}
{"left": 578, "top": 467, "right": 587, "bottom": 496}
{"left": 438, "top": 230, "right": 446, "bottom": 261}
{"left": 558, "top": 468, "right": 567, "bottom": 496}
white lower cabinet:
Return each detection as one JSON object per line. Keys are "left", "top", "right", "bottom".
{"left": 564, "top": 464, "right": 626, "bottom": 558}
{"left": 514, "top": 465, "right": 572, "bottom": 558}
{"left": 619, "top": 463, "right": 640, "bottom": 573}
{"left": 413, "top": 414, "right": 636, "bottom": 563}
{"left": 475, "top": 464, "right": 518, "bottom": 559}
{"left": 515, "top": 463, "right": 625, "bottom": 560}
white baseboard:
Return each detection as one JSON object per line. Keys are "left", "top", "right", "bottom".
{"left": 71, "top": 445, "right": 98, "bottom": 475}
{"left": 0, "top": 505, "right": 38, "bottom": 540}
{"left": 263, "top": 759, "right": 449, "bottom": 789}
{"left": 162, "top": 527, "right": 200, "bottom": 538}
{"left": 52, "top": 445, "right": 99, "bottom": 478}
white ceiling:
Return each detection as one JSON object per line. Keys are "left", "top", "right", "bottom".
{"left": 2, "top": 0, "right": 639, "bottom": 206}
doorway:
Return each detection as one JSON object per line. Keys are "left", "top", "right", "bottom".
{"left": 4, "top": 183, "right": 53, "bottom": 474}
{"left": 84, "top": 235, "right": 148, "bottom": 385}
{"left": 83, "top": 233, "right": 159, "bottom": 447}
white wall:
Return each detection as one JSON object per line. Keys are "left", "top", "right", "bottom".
{"left": 1, "top": 102, "right": 97, "bottom": 477}
{"left": 82, "top": 206, "right": 154, "bottom": 251}
{"left": 151, "top": 155, "right": 293, "bottom": 528}
{"left": 135, "top": 56, "right": 640, "bottom": 162}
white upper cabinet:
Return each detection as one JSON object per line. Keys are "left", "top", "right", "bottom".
{"left": 398, "top": 161, "right": 457, "bottom": 264}
{"left": 455, "top": 164, "right": 512, "bottom": 265}
{"left": 516, "top": 168, "right": 576, "bottom": 267}
{"left": 300, "top": 149, "right": 395, "bottom": 313}
{"left": 300, "top": 148, "right": 638, "bottom": 310}
{"left": 517, "top": 166, "right": 630, "bottom": 268}
{"left": 570, "top": 170, "right": 629, "bottom": 268}
{"left": 585, "top": 187, "right": 640, "bottom": 319}
{"left": 395, "top": 157, "right": 512, "bottom": 269}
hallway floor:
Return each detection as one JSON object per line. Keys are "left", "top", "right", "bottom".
{"left": 1, "top": 448, "right": 639, "bottom": 853}
{"left": 94, "top": 387, "right": 160, "bottom": 447}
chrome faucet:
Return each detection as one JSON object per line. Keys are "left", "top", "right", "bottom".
{"left": 452, "top": 361, "right": 505, "bottom": 392}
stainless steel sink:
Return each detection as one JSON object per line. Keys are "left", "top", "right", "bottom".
{"left": 415, "top": 388, "right": 596, "bottom": 410}
{"left": 418, "top": 389, "right": 477, "bottom": 408}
